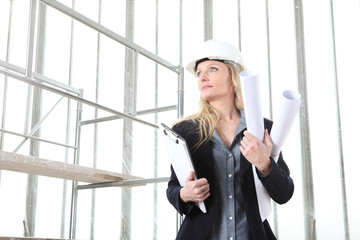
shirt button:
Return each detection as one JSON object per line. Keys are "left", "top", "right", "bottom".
{"left": 229, "top": 195, "right": 233, "bottom": 199}
{"left": 229, "top": 216, "right": 233, "bottom": 220}
{"left": 228, "top": 153, "right": 232, "bottom": 157}
{"left": 229, "top": 237, "right": 233, "bottom": 240}
{"left": 228, "top": 173, "right": 232, "bottom": 178}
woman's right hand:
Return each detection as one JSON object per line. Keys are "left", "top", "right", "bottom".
{"left": 180, "top": 171, "right": 210, "bottom": 203}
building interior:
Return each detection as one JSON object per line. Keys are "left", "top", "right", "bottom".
{"left": 0, "top": 0, "right": 359, "bottom": 239}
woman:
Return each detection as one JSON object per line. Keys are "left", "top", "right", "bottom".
{"left": 166, "top": 39, "right": 294, "bottom": 240}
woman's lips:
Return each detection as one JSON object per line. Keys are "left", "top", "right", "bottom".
{"left": 202, "top": 85, "right": 212, "bottom": 90}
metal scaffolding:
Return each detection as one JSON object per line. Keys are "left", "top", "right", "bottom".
{"left": 0, "top": 0, "right": 183, "bottom": 239}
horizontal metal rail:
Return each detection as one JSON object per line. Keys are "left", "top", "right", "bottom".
{"left": 34, "top": 72, "right": 81, "bottom": 95}
{"left": 76, "top": 176, "right": 170, "bottom": 190}
{"left": 0, "top": 68, "right": 159, "bottom": 129}
{"left": 0, "top": 59, "right": 25, "bottom": 74}
{"left": 0, "top": 59, "right": 81, "bottom": 94}
{"left": 41, "top": 0, "right": 182, "bottom": 74}
{"left": 0, "top": 128, "right": 76, "bottom": 149}
{"left": 80, "top": 105, "right": 177, "bottom": 126}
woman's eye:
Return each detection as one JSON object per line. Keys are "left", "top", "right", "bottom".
{"left": 210, "top": 67, "right": 217, "bottom": 72}
{"left": 196, "top": 71, "right": 202, "bottom": 77}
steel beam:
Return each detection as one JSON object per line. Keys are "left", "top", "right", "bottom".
{"left": 294, "top": 0, "right": 316, "bottom": 239}
{"left": 204, "top": 0, "right": 213, "bottom": 41}
{"left": 0, "top": 69, "right": 159, "bottom": 128}
{"left": 80, "top": 105, "right": 178, "bottom": 126}
{"left": 329, "top": 0, "right": 349, "bottom": 239}
{"left": 0, "top": 60, "right": 81, "bottom": 94}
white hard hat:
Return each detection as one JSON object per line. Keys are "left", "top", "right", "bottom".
{"left": 185, "top": 39, "right": 246, "bottom": 75}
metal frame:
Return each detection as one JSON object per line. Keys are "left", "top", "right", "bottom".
{"left": 1, "top": 0, "right": 356, "bottom": 239}
{"left": 204, "top": 0, "right": 213, "bottom": 41}
{"left": 263, "top": 0, "right": 279, "bottom": 236}
{"left": 0, "top": 0, "right": 184, "bottom": 239}
{"left": 121, "top": 1, "right": 135, "bottom": 238}
{"left": 294, "top": 0, "right": 316, "bottom": 239}
{"left": 329, "top": 0, "right": 349, "bottom": 239}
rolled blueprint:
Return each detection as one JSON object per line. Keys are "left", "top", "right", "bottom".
{"left": 240, "top": 70, "right": 268, "bottom": 221}
{"left": 240, "top": 70, "right": 265, "bottom": 141}
{"left": 240, "top": 70, "right": 301, "bottom": 222}
{"left": 270, "top": 90, "right": 302, "bottom": 162}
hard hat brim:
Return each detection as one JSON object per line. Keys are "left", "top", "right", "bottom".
{"left": 186, "top": 57, "right": 246, "bottom": 75}
{"left": 185, "top": 39, "right": 246, "bottom": 75}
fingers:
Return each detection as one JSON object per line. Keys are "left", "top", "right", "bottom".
{"left": 195, "top": 180, "right": 210, "bottom": 201}
{"left": 242, "top": 130, "right": 256, "bottom": 142}
{"left": 193, "top": 178, "right": 210, "bottom": 195}
{"left": 185, "top": 171, "right": 208, "bottom": 187}
{"left": 241, "top": 130, "right": 260, "bottom": 147}
{"left": 192, "top": 181, "right": 210, "bottom": 201}
{"left": 181, "top": 174, "right": 210, "bottom": 203}
{"left": 197, "top": 190, "right": 210, "bottom": 202}
{"left": 240, "top": 129, "right": 272, "bottom": 167}
{"left": 242, "top": 129, "right": 271, "bottom": 145}
{"left": 240, "top": 130, "right": 260, "bottom": 154}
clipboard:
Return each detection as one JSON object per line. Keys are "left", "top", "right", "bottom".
{"left": 160, "top": 123, "right": 207, "bottom": 213}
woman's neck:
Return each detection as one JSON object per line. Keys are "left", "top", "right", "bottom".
{"left": 212, "top": 101, "right": 240, "bottom": 148}
{"left": 210, "top": 98, "right": 239, "bottom": 122}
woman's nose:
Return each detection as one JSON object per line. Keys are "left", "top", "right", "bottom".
{"left": 201, "top": 72, "right": 209, "bottom": 81}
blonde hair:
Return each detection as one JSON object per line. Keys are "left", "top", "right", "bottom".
{"left": 177, "top": 62, "right": 244, "bottom": 149}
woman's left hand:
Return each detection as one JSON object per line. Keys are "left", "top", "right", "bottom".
{"left": 240, "top": 129, "right": 272, "bottom": 175}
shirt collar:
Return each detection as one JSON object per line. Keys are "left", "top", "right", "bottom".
{"left": 236, "top": 109, "right": 247, "bottom": 136}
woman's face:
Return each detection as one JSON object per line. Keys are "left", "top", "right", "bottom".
{"left": 196, "top": 60, "right": 234, "bottom": 102}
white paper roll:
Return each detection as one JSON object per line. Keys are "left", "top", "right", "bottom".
{"left": 270, "top": 90, "right": 302, "bottom": 162}
{"left": 240, "top": 70, "right": 301, "bottom": 221}
{"left": 240, "top": 70, "right": 264, "bottom": 141}
{"left": 240, "top": 70, "right": 269, "bottom": 221}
